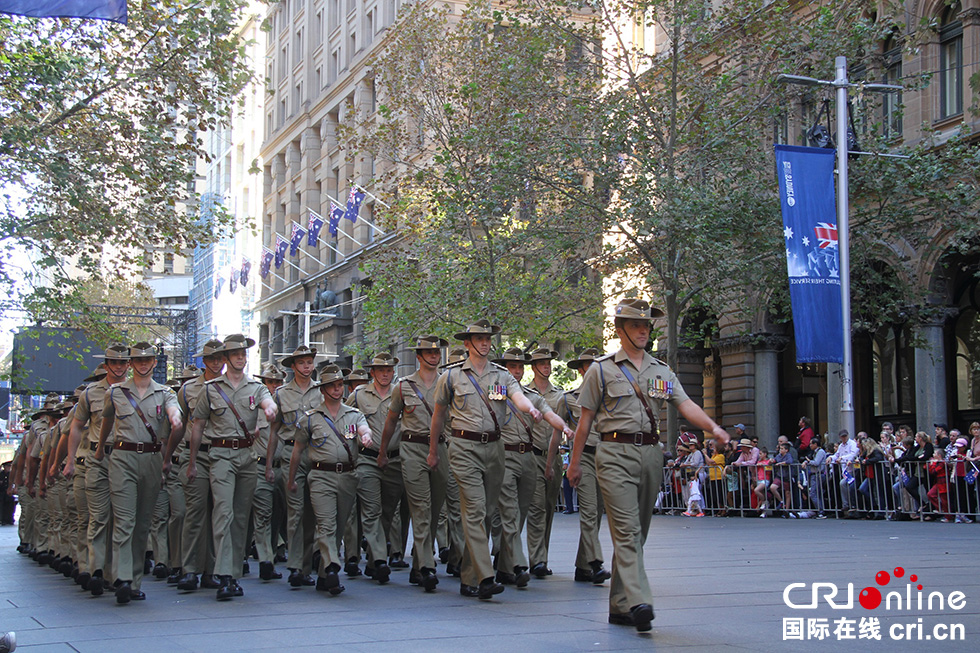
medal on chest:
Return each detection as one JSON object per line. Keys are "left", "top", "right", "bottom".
{"left": 156, "top": 405, "right": 162, "bottom": 417}
{"left": 487, "top": 384, "right": 507, "bottom": 401}
{"left": 345, "top": 425, "right": 357, "bottom": 440}
{"left": 648, "top": 377, "right": 673, "bottom": 400}
{"left": 249, "top": 396, "right": 255, "bottom": 410}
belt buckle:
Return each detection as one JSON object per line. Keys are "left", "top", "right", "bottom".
{"left": 136, "top": 442, "right": 145, "bottom": 454}
{"left": 519, "top": 443, "right": 527, "bottom": 454}
{"left": 232, "top": 439, "right": 240, "bottom": 450}
{"left": 633, "top": 432, "right": 643, "bottom": 446}
{"left": 335, "top": 462, "right": 344, "bottom": 473}
{"left": 480, "top": 431, "right": 490, "bottom": 444}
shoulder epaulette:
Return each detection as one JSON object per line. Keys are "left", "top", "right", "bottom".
{"left": 595, "top": 352, "right": 615, "bottom": 362}
{"left": 489, "top": 362, "right": 509, "bottom": 372}
{"left": 652, "top": 357, "right": 669, "bottom": 367}
{"left": 443, "top": 360, "right": 465, "bottom": 370}
{"left": 204, "top": 378, "right": 219, "bottom": 385}
{"left": 304, "top": 408, "right": 318, "bottom": 417}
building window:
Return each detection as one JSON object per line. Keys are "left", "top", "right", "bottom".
{"left": 772, "top": 112, "right": 787, "bottom": 145}
{"left": 882, "top": 34, "right": 902, "bottom": 138}
{"left": 872, "top": 324, "right": 915, "bottom": 417}
{"left": 295, "top": 28, "right": 303, "bottom": 66}
{"left": 955, "top": 274, "right": 980, "bottom": 411}
{"left": 939, "top": 3, "right": 962, "bottom": 119}
{"left": 163, "top": 252, "right": 174, "bottom": 274}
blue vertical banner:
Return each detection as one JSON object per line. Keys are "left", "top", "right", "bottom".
{"left": 775, "top": 145, "right": 843, "bottom": 364}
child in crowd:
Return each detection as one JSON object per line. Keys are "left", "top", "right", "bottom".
{"left": 754, "top": 447, "right": 773, "bottom": 517}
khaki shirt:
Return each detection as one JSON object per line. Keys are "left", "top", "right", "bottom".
{"left": 529, "top": 381, "right": 562, "bottom": 450}
{"left": 500, "top": 386, "right": 549, "bottom": 448}
{"left": 387, "top": 374, "right": 439, "bottom": 437}
{"left": 29, "top": 421, "right": 50, "bottom": 459}
{"left": 433, "top": 359, "right": 523, "bottom": 434}
{"left": 75, "top": 379, "right": 112, "bottom": 446}
{"left": 577, "top": 350, "right": 689, "bottom": 436}
{"left": 193, "top": 375, "right": 272, "bottom": 441}
{"left": 253, "top": 411, "right": 272, "bottom": 459}
{"left": 274, "top": 380, "right": 322, "bottom": 443}
{"left": 346, "top": 381, "right": 399, "bottom": 450}
{"left": 299, "top": 403, "right": 368, "bottom": 466}
{"left": 560, "top": 389, "right": 599, "bottom": 447}
{"left": 103, "top": 379, "right": 178, "bottom": 445}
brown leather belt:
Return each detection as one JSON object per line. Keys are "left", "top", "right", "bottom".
{"left": 360, "top": 447, "right": 398, "bottom": 459}
{"left": 256, "top": 456, "right": 268, "bottom": 467}
{"left": 75, "top": 456, "right": 86, "bottom": 465}
{"left": 504, "top": 442, "right": 532, "bottom": 454}
{"left": 600, "top": 431, "right": 659, "bottom": 446}
{"left": 583, "top": 444, "right": 597, "bottom": 455}
{"left": 401, "top": 431, "right": 443, "bottom": 446}
{"left": 282, "top": 438, "right": 296, "bottom": 446}
{"left": 114, "top": 441, "right": 163, "bottom": 453}
{"left": 532, "top": 446, "right": 546, "bottom": 456}
{"left": 88, "top": 442, "right": 113, "bottom": 455}
{"left": 209, "top": 435, "right": 255, "bottom": 450}
{"left": 451, "top": 429, "right": 500, "bottom": 443}
{"left": 311, "top": 460, "right": 354, "bottom": 473}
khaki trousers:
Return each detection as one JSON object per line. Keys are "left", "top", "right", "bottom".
{"left": 400, "top": 440, "right": 448, "bottom": 571}
{"left": 596, "top": 442, "right": 663, "bottom": 614}
{"left": 355, "top": 456, "right": 404, "bottom": 565}
{"left": 437, "top": 469, "right": 464, "bottom": 567}
{"left": 109, "top": 449, "right": 161, "bottom": 590}
{"left": 252, "top": 462, "right": 280, "bottom": 563}
{"left": 72, "top": 463, "right": 89, "bottom": 570}
{"left": 84, "top": 452, "right": 113, "bottom": 578}
{"left": 18, "top": 485, "right": 34, "bottom": 546}
{"left": 179, "top": 447, "right": 214, "bottom": 575}
{"left": 497, "top": 449, "right": 536, "bottom": 572}
{"left": 166, "top": 463, "right": 185, "bottom": 568}
{"left": 574, "top": 450, "right": 604, "bottom": 571}
{"left": 447, "top": 437, "right": 504, "bottom": 587}
{"left": 280, "top": 443, "right": 315, "bottom": 574}
{"left": 209, "top": 448, "right": 257, "bottom": 579}
{"left": 526, "top": 454, "right": 562, "bottom": 566}
{"left": 309, "top": 468, "right": 358, "bottom": 572}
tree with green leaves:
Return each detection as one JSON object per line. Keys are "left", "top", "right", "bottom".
{"left": 0, "top": 2, "right": 251, "bottom": 329}
{"left": 344, "top": 2, "right": 608, "bottom": 355}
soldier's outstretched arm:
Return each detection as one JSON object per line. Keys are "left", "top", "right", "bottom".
{"left": 567, "top": 407, "right": 597, "bottom": 488}
{"left": 676, "top": 399, "right": 730, "bottom": 447}
{"left": 427, "top": 403, "right": 447, "bottom": 469}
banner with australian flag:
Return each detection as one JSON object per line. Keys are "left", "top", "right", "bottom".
{"left": 775, "top": 145, "right": 843, "bottom": 364}
{"left": 0, "top": 0, "right": 127, "bottom": 23}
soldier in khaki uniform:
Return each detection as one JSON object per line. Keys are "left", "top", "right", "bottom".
{"left": 25, "top": 398, "right": 60, "bottom": 563}
{"left": 252, "top": 364, "right": 285, "bottom": 581}
{"left": 64, "top": 345, "right": 129, "bottom": 595}
{"left": 378, "top": 336, "right": 450, "bottom": 592}
{"left": 64, "top": 368, "right": 103, "bottom": 585}
{"left": 168, "top": 340, "right": 224, "bottom": 592}
{"left": 188, "top": 333, "right": 276, "bottom": 600}
{"left": 95, "top": 342, "right": 181, "bottom": 604}
{"left": 347, "top": 352, "right": 404, "bottom": 584}
{"left": 266, "top": 345, "right": 321, "bottom": 587}
{"left": 492, "top": 348, "right": 570, "bottom": 588}
{"left": 15, "top": 396, "right": 59, "bottom": 558}
{"left": 427, "top": 319, "right": 543, "bottom": 600}
{"left": 289, "top": 365, "right": 373, "bottom": 596}
{"left": 561, "top": 348, "right": 610, "bottom": 585}
{"left": 341, "top": 367, "right": 369, "bottom": 575}
{"left": 436, "top": 349, "right": 466, "bottom": 577}
{"left": 568, "top": 299, "right": 729, "bottom": 632}
{"left": 524, "top": 348, "right": 568, "bottom": 578}
{"left": 46, "top": 398, "right": 80, "bottom": 576}
{"left": 160, "top": 365, "right": 200, "bottom": 584}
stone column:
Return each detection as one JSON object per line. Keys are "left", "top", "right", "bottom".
{"left": 754, "top": 335, "right": 787, "bottom": 450}
{"left": 914, "top": 318, "right": 950, "bottom": 433}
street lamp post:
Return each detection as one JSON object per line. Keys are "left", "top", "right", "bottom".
{"left": 778, "top": 56, "right": 901, "bottom": 438}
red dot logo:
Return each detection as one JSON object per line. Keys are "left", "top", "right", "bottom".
{"left": 860, "top": 587, "right": 882, "bottom": 610}
{"left": 917, "top": 585, "right": 923, "bottom": 591}
{"left": 875, "top": 571, "right": 890, "bottom": 586}
{"left": 910, "top": 574, "right": 917, "bottom": 582}
{"left": 894, "top": 567, "right": 905, "bottom": 578}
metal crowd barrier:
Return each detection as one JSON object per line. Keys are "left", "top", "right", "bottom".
{"left": 653, "top": 456, "right": 980, "bottom": 521}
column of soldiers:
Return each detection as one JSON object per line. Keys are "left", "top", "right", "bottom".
{"left": 8, "top": 300, "right": 729, "bottom": 634}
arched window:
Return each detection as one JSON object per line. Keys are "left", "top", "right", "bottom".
{"left": 882, "top": 32, "right": 902, "bottom": 137}
{"left": 872, "top": 324, "right": 915, "bottom": 416}
{"left": 939, "top": 2, "right": 963, "bottom": 119}
{"left": 954, "top": 274, "right": 980, "bottom": 411}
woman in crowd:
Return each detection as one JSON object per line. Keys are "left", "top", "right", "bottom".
{"left": 950, "top": 437, "right": 974, "bottom": 523}
{"left": 889, "top": 432, "right": 932, "bottom": 520}
{"left": 857, "top": 437, "right": 886, "bottom": 519}
{"left": 799, "top": 436, "right": 828, "bottom": 519}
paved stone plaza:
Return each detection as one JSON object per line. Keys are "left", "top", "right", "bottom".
{"left": 1, "top": 513, "right": 976, "bottom": 652}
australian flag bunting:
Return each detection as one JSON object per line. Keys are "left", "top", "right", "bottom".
{"left": 345, "top": 188, "right": 365, "bottom": 223}
{"left": 308, "top": 211, "right": 325, "bottom": 246}
{"left": 259, "top": 249, "right": 274, "bottom": 279}
{"left": 213, "top": 275, "right": 224, "bottom": 300}
{"left": 0, "top": 0, "right": 127, "bottom": 23}
{"left": 274, "top": 235, "right": 289, "bottom": 269}
{"left": 240, "top": 257, "right": 251, "bottom": 287}
{"left": 775, "top": 145, "right": 843, "bottom": 364}
{"left": 229, "top": 268, "right": 238, "bottom": 295}
{"left": 328, "top": 202, "right": 344, "bottom": 236}
{"left": 289, "top": 223, "right": 306, "bottom": 256}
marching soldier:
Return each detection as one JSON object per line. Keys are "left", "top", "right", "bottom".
{"left": 567, "top": 299, "right": 729, "bottom": 632}
{"left": 561, "top": 348, "right": 610, "bottom": 585}
{"left": 64, "top": 344, "right": 129, "bottom": 596}
{"left": 161, "top": 365, "right": 201, "bottom": 583}
{"left": 253, "top": 364, "right": 286, "bottom": 581}
{"left": 25, "top": 397, "right": 61, "bottom": 564}
{"left": 341, "top": 367, "right": 369, "bottom": 576}
{"left": 525, "top": 347, "right": 568, "bottom": 579}
{"left": 288, "top": 364, "right": 372, "bottom": 596}
{"left": 427, "top": 319, "right": 543, "bottom": 600}
{"left": 346, "top": 352, "right": 404, "bottom": 583}
{"left": 64, "top": 367, "right": 104, "bottom": 587}
{"left": 492, "top": 348, "right": 570, "bottom": 588}
{"left": 266, "top": 345, "right": 321, "bottom": 587}
{"left": 378, "top": 336, "right": 449, "bottom": 592}
{"left": 168, "top": 340, "right": 224, "bottom": 592}
{"left": 94, "top": 342, "right": 181, "bottom": 604}
{"left": 188, "top": 334, "right": 276, "bottom": 600}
